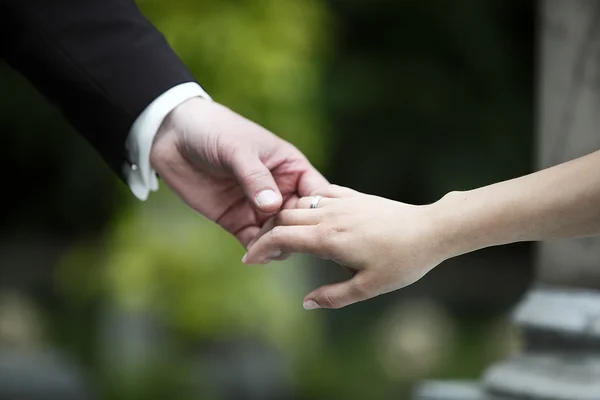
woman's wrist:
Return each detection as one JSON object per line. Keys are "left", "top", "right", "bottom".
{"left": 431, "top": 179, "right": 541, "bottom": 261}
{"left": 429, "top": 190, "right": 503, "bottom": 261}
{"left": 401, "top": 192, "right": 471, "bottom": 265}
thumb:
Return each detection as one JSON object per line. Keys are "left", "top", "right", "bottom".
{"left": 302, "top": 275, "right": 373, "bottom": 310}
{"left": 231, "top": 152, "right": 282, "bottom": 213}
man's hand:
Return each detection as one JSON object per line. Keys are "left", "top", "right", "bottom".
{"left": 150, "top": 98, "right": 328, "bottom": 247}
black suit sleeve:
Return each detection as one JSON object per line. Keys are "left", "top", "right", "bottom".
{"left": 0, "top": 0, "right": 196, "bottom": 178}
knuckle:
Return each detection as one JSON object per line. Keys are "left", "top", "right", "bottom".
{"left": 274, "top": 209, "right": 296, "bottom": 226}
{"left": 322, "top": 208, "right": 338, "bottom": 221}
{"left": 268, "top": 226, "right": 286, "bottom": 243}
{"left": 322, "top": 292, "right": 342, "bottom": 309}
{"left": 313, "top": 225, "right": 327, "bottom": 241}
{"left": 351, "top": 281, "right": 370, "bottom": 301}
{"left": 273, "top": 210, "right": 288, "bottom": 226}
{"left": 321, "top": 225, "right": 345, "bottom": 247}
{"left": 314, "top": 226, "right": 333, "bottom": 248}
{"left": 350, "top": 276, "right": 373, "bottom": 300}
{"left": 241, "top": 169, "right": 270, "bottom": 186}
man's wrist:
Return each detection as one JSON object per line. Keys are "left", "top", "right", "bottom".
{"left": 126, "top": 83, "right": 212, "bottom": 200}
{"left": 150, "top": 97, "right": 213, "bottom": 172}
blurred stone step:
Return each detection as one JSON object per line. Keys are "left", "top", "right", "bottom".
{"left": 0, "top": 348, "right": 92, "bottom": 400}
{"left": 482, "top": 353, "right": 600, "bottom": 400}
{"left": 513, "top": 286, "right": 600, "bottom": 343}
{"left": 413, "top": 381, "right": 511, "bottom": 400}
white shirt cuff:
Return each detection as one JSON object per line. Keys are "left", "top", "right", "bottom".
{"left": 124, "top": 82, "right": 212, "bottom": 200}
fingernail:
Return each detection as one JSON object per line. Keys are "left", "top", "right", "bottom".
{"left": 255, "top": 190, "right": 280, "bottom": 206}
{"left": 242, "top": 253, "right": 248, "bottom": 263}
{"left": 303, "top": 300, "right": 320, "bottom": 310}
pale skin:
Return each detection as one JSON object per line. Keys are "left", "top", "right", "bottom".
{"left": 244, "top": 150, "right": 600, "bottom": 310}
{"left": 150, "top": 97, "right": 328, "bottom": 247}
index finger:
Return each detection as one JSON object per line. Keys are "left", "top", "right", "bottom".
{"left": 243, "top": 225, "right": 323, "bottom": 264}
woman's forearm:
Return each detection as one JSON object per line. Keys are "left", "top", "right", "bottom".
{"left": 435, "top": 150, "right": 600, "bottom": 259}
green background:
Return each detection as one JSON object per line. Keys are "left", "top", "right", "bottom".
{"left": 0, "top": 1, "right": 534, "bottom": 399}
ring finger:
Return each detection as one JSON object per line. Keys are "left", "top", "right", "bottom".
{"left": 295, "top": 195, "right": 334, "bottom": 210}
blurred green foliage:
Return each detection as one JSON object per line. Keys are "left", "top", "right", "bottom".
{"left": 139, "top": 0, "right": 332, "bottom": 167}
{"left": 59, "top": 198, "right": 320, "bottom": 356}
{"left": 0, "top": 0, "right": 534, "bottom": 398}
{"left": 55, "top": 0, "right": 332, "bottom": 396}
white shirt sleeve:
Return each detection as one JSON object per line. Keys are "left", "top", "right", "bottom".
{"left": 124, "top": 82, "right": 212, "bottom": 200}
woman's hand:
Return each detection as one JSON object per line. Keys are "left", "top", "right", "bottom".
{"left": 243, "top": 185, "right": 450, "bottom": 310}
{"left": 248, "top": 149, "right": 600, "bottom": 310}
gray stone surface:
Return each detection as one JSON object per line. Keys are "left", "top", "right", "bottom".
{"left": 482, "top": 353, "right": 600, "bottom": 400}
{"left": 512, "top": 286, "right": 600, "bottom": 339}
{"left": 412, "top": 381, "right": 510, "bottom": 400}
{"left": 536, "top": 0, "right": 600, "bottom": 287}
{"left": 0, "top": 348, "right": 91, "bottom": 400}
{"left": 412, "top": 381, "right": 485, "bottom": 400}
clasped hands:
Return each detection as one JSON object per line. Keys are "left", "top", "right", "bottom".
{"left": 150, "top": 98, "right": 446, "bottom": 311}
